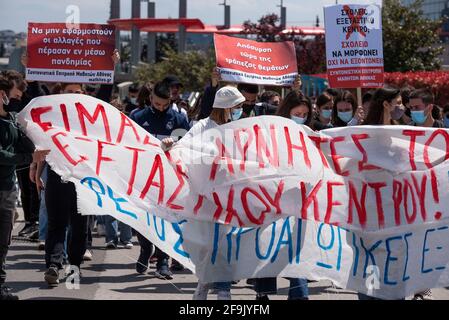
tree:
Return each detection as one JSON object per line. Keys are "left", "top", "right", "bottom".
{"left": 383, "top": 0, "right": 444, "bottom": 72}
{"left": 135, "top": 46, "right": 215, "bottom": 92}
{"left": 242, "top": 14, "right": 326, "bottom": 75}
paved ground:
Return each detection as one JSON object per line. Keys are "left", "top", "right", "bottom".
{"left": 6, "top": 212, "right": 449, "bottom": 300}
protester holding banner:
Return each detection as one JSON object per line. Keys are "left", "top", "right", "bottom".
{"left": 251, "top": 90, "right": 314, "bottom": 301}
{"left": 0, "top": 73, "right": 48, "bottom": 300}
{"left": 43, "top": 82, "right": 89, "bottom": 287}
{"left": 176, "top": 85, "right": 246, "bottom": 300}
{"left": 408, "top": 88, "right": 443, "bottom": 301}
{"left": 130, "top": 81, "right": 190, "bottom": 280}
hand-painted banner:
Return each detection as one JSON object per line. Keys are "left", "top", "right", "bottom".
{"left": 18, "top": 94, "right": 449, "bottom": 299}
{"left": 214, "top": 34, "right": 298, "bottom": 86}
{"left": 26, "top": 23, "right": 116, "bottom": 84}
{"left": 324, "top": 4, "right": 384, "bottom": 88}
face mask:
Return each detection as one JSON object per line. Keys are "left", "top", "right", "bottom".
{"left": 130, "top": 97, "right": 138, "bottom": 105}
{"left": 321, "top": 109, "right": 332, "bottom": 119}
{"left": 411, "top": 110, "right": 427, "bottom": 125}
{"left": 231, "top": 108, "right": 243, "bottom": 121}
{"left": 338, "top": 111, "right": 353, "bottom": 123}
{"left": 390, "top": 105, "right": 405, "bottom": 121}
{"left": 291, "top": 115, "right": 306, "bottom": 125}
{"left": 1, "top": 94, "right": 9, "bottom": 107}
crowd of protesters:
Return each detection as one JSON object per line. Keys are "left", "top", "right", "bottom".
{"left": 0, "top": 49, "right": 445, "bottom": 301}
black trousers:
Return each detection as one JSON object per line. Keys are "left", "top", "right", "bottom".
{"left": 16, "top": 166, "right": 40, "bottom": 223}
{"left": 136, "top": 232, "right": 169, "bottom": 268}
{"left": 0, "top": 189, "right": 17, "bottom": 284}
{"left": 45, "top": 170, "right": 88, "bottom": 269}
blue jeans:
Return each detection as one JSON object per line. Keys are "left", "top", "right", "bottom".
{"left": 104, "top": 215, "right": 132, "bottom": 243}
{"left": 38, "top": 165, "right": 48, "bottom": 241}
{"left": 287, "top": 278, "right": 309, "bottom": 300}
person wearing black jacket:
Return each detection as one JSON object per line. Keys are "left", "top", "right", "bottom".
{"left": 2, "top": 70, "right": 45, "bottom": 239}
{"left": 197, "top": 68, "right": 220, "bottom": 120}
{"left": 0, "top": 73, "right": 47, "bottom": 300}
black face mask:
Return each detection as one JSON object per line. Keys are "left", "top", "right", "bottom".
{"left": 4, "top": 98, "right": 23, "bottom": 113}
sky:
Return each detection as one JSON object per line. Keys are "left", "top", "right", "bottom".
{"left": 0, "top": 0, "right": 383, "bottom": 33}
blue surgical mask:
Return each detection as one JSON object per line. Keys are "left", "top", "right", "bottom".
{"left": 231, "top": 108, "right": 243, "bottom": 121}
{"left": 321, "top": 109, "right": 332, "bottom": 119}
{"left": 411, "top": 111, "right": 427, "bottom": 125}
{"left": 291, "top": 115, "right": 306, "bottom": 125}
{"left": 130, "top": 97, "right": 138, "bottom": 105}
{"left": 338, "top": 111, "right": 353, "bottom": 123}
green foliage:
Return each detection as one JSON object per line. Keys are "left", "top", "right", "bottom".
{"left": 383, "top": 0, "right": 444, "bottom": 72}
{"left": 135, "top": 46, "right": 216, "bottom": 92}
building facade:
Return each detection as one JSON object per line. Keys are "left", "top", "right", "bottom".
{"left": 402, "top": 0, "right": 449, "bottom": 20}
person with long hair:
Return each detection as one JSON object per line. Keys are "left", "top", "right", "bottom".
{"left": 311, "top": 91, "right": 334, "bottom": 131}
{"left": 276, "top": 90, "right": 313, "bottom": 127}
{"left": 332, "top": 90, "right": 364, "bottom": 127}
{"left": 364, "top": 87, "right": 403, "bottom": 126}
{"left": 252, "top": 90, "right": 312, "bottom": 301}
{"left": 358, "top": 87, "right": 407, "bottom": 301}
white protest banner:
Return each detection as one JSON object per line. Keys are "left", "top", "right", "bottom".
{"left": 324, "top": 4, "right": 384, "bottom": 88}
{"left": 18, "top": 94, "right": 449, "bottom": 299}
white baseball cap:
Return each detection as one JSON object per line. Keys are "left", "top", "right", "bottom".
{"left": 212, "top": 86, "right": 246, "bottom": 109}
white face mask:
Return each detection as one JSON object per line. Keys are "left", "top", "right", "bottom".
{"left": 1, "top": 93, "right": 9, "bottom": 106}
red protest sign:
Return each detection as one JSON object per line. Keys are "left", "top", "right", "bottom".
{"left": 26, "top": 23, "right": 116, "bottom": 84}
{"left": 214, "top": 34, "right": 298, "bottom": 86}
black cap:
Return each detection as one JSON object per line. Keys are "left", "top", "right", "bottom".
{"left": 162, "top": 75, "right": 183, "bottom": 88}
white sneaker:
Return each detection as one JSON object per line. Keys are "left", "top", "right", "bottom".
{"left": 97, "top": 224, "right": 106, "bottom": 236}
{"left": 83, "top": 249, "right": 93, "bottom": 261}
{"left": 193, "top": 282, "right": 210, "bottom": 300}
{"left": 217, "top": 290, "right": 232, "bottom": 300}
{"left": 123, "top": 242, "right": 133, "bottom": 249}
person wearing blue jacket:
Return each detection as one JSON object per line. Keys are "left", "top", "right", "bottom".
{"left": 131, "top": 81, "right": 190, "bottom": 280}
